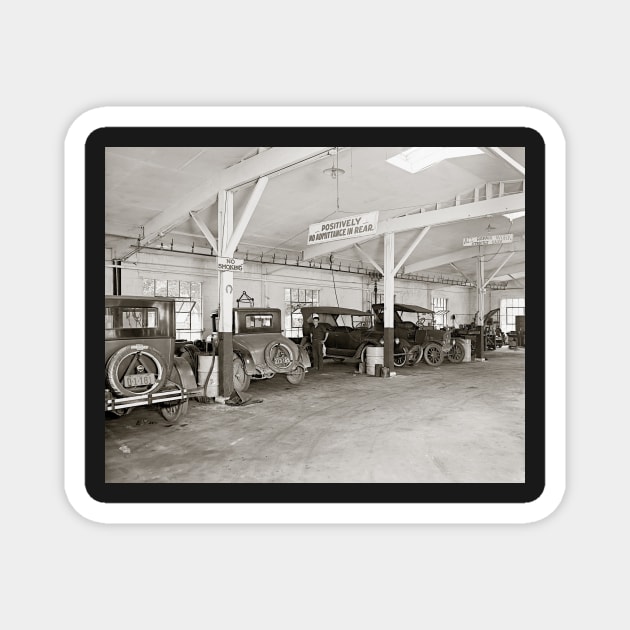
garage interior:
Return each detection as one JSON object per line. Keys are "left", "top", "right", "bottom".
{"left": 104, "top": 145, "right": 526, "bottom": 484}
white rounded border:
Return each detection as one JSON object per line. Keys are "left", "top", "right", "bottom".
{"left": 64, "top": 106, "right": 565, "bottom": 524}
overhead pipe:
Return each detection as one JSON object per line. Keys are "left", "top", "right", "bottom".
{"left": 113, "top": 247, "right": 503, "bottom": 288}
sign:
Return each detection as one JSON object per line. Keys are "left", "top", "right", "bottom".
{"left": 217, "top": 256, "right": 244, "bottom": 272}
{"left": 307, "top": 211, "right": 379, "bottom": 245}
{"left": 463, "top": 233, "right": 513, "bottom": 247}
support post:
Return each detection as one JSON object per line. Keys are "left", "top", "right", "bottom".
{"left": 476, "top": 253, "right": 485, "bottom": 360}
{"left": 217, "top": 190, "right": 234, "bottom": 398}
{"left": 383, "top": 233, "right": 395, "bottom": 372}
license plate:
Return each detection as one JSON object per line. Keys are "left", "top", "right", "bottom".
{"left": 123, "top": 373, "right": 156, "bottom": 387}
{"left": 274, "top": 355, "right": 290, "bottom": 366}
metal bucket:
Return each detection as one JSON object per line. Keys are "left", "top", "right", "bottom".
{"left": 197, "top": 354, "right": 218, "bottom": 397}
{"left": 460, "top": 338, "right": 472, "bottom": 362}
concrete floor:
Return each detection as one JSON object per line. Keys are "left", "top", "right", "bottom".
{"left": 105, "top": 346, "right": 525, "bottom": 483}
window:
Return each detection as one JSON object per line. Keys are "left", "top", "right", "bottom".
{"left": 500, "top": 298, "right": 525, "bottom": 331}
{"left": 246, "top": 314, "right": 273, "bottom": 329}
{"left": 284, "top": 288, "right": 319, "bottom": 338}
{"left": 431, "top": 297, "right": 448, "bottom": 329}
{"left": 105, "top": 306, "right": 158, "bottom": 330}
{"left": 143, "top": 279, "right": 203, "bottom": 340}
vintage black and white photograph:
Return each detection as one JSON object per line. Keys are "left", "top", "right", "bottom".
{"left": 97, "top": 134, "right": 536, "bottom": 499}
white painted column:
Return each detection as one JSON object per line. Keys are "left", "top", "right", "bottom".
{"left": 217, "top": 190, "right": 234, "bottom": 397}
{"left": 476, "top": 253, "right": 485, "bottom": 359}
{"left": 383, "top": 232, "right": 395, "bottom": 371}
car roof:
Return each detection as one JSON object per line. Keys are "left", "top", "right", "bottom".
{"left": 234, "top": 307, "right": 280, "bottom": 313}
{"left": 105, "top": 295, "right": 176, "bottom": 304}
{"left": 373, "top": 303, "right": 435, "bottom": 315}
{"left": 301, "top": 306, "right": 371, "bottom": 316}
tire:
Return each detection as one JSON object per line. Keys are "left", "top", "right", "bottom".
{"left": 423, "top": 342, "right": 444, "bottom": 367}
{"left": 285, "top": 366, "right": 305, "bottom": 385}
{"left": 406, "top": 344, "right": 423, "bottom": 367}
{"left": 160, "top": 363, "right": 189, "bottom": 423}
{"left": 447, "top": 340, "right": 465, "bottom": 363}
{"left": 107, "top": 407, "right": 133, "bottom": 419}
{"left": 106, "top": 344, "right": 169, "bottom": 397}
{"left": 263, "top": 340, "right": 297, "bottom": 374}
{"left": 393, "top": 340, "right": 410, "bottom": 368}
{"left": 233, "top": 353, "right": 251, "bottom": 392}
{"left": 160, "top": 400, "right": 188, "bottom": 423}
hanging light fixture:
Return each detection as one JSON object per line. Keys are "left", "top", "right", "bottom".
{"left": 323, "top": 148, "right": 345, "bottom": 179}
{"left": 323, "top": 161, "right": 345, "bottom": 179}
{"left": 322, "top": 148, "right": 345, "bottom": 209}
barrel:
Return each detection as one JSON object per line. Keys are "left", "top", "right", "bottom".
{"left": 365, "top": 346, "right": 384, "bottom": 376}
{"left": 459, "top": 338, "right": 472, "bottom": 362}
{"left": 508, "top": 333, "right": 518, "bottom": 350}
{"left": 197, "top": 354, "right": 218, "bottom": 397}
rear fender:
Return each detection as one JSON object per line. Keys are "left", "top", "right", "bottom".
{"left": 172, "top": 356, "right": 198, "bottom": 390}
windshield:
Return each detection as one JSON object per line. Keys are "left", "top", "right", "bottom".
{"left": 399, "top": 312, "right": 433, "bottom": 327}
{"left": 352, "top": 315, "right": 372, "bottom": 328}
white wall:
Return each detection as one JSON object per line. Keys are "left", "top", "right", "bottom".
{"left": 106, "top": 250, "right": 525, "bottom": 336}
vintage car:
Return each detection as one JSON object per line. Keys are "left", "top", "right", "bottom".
{"left": 210, "top": 307, "right": 310, "bottom": 392}
{"left": 371, "top": 303, "right": 456, "bottom": 366}
{"left": 298, "top": 306, "right": 412, "bottom": 368}
{"left": 300, "top": 306, "right": 375, "bottom": 361}
{"left": 104, "top": 295, "right": 198, "bottom": 421}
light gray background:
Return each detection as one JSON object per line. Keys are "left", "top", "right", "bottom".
{"left": 3, "top": 2, "right": 622, "bottom": 628}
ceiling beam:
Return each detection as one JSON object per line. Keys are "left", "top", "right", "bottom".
{"left": 393, "top": 226, "right": 430, "bottom": 275}
{"left": 405, "top": 239, "right": 525, "bottom": 273}
{"left": 353, "top": 243, "right": 383, "bottom": 275}
{"left": 483, "top": 252, "right": 515, "bottom": 287}
{"left": 507, "top": 274, "right": 525, "bottom": 288}
{"left": 302, "top": 192, "right": 525, "bottom": 261}
{"left": 189, "top": 210, "right": 218, "bottom": 252}
{"left": 139, "top": 147, "right": 332, "bottom": 247}
{"left": 486, "top": 263, "right": 526, "bottom": 280}
{"left": 482, "top": 147, "right": 525, "bottom": 175}
{"left": 224, "top": 176, "right": 269, "bottom": 257}
{"left": 450, "top": 262, "right": 474, "bottom": 284}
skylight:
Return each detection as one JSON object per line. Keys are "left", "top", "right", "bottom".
{"left": 386, "top": 147, "right": 484, "bottom": 174}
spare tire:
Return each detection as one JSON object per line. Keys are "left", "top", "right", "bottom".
{"left": 106, "top": 344, "right": 169, "bottom": 397}
{"left": 263, "top": 340, "right": 297, "bottom": 374}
